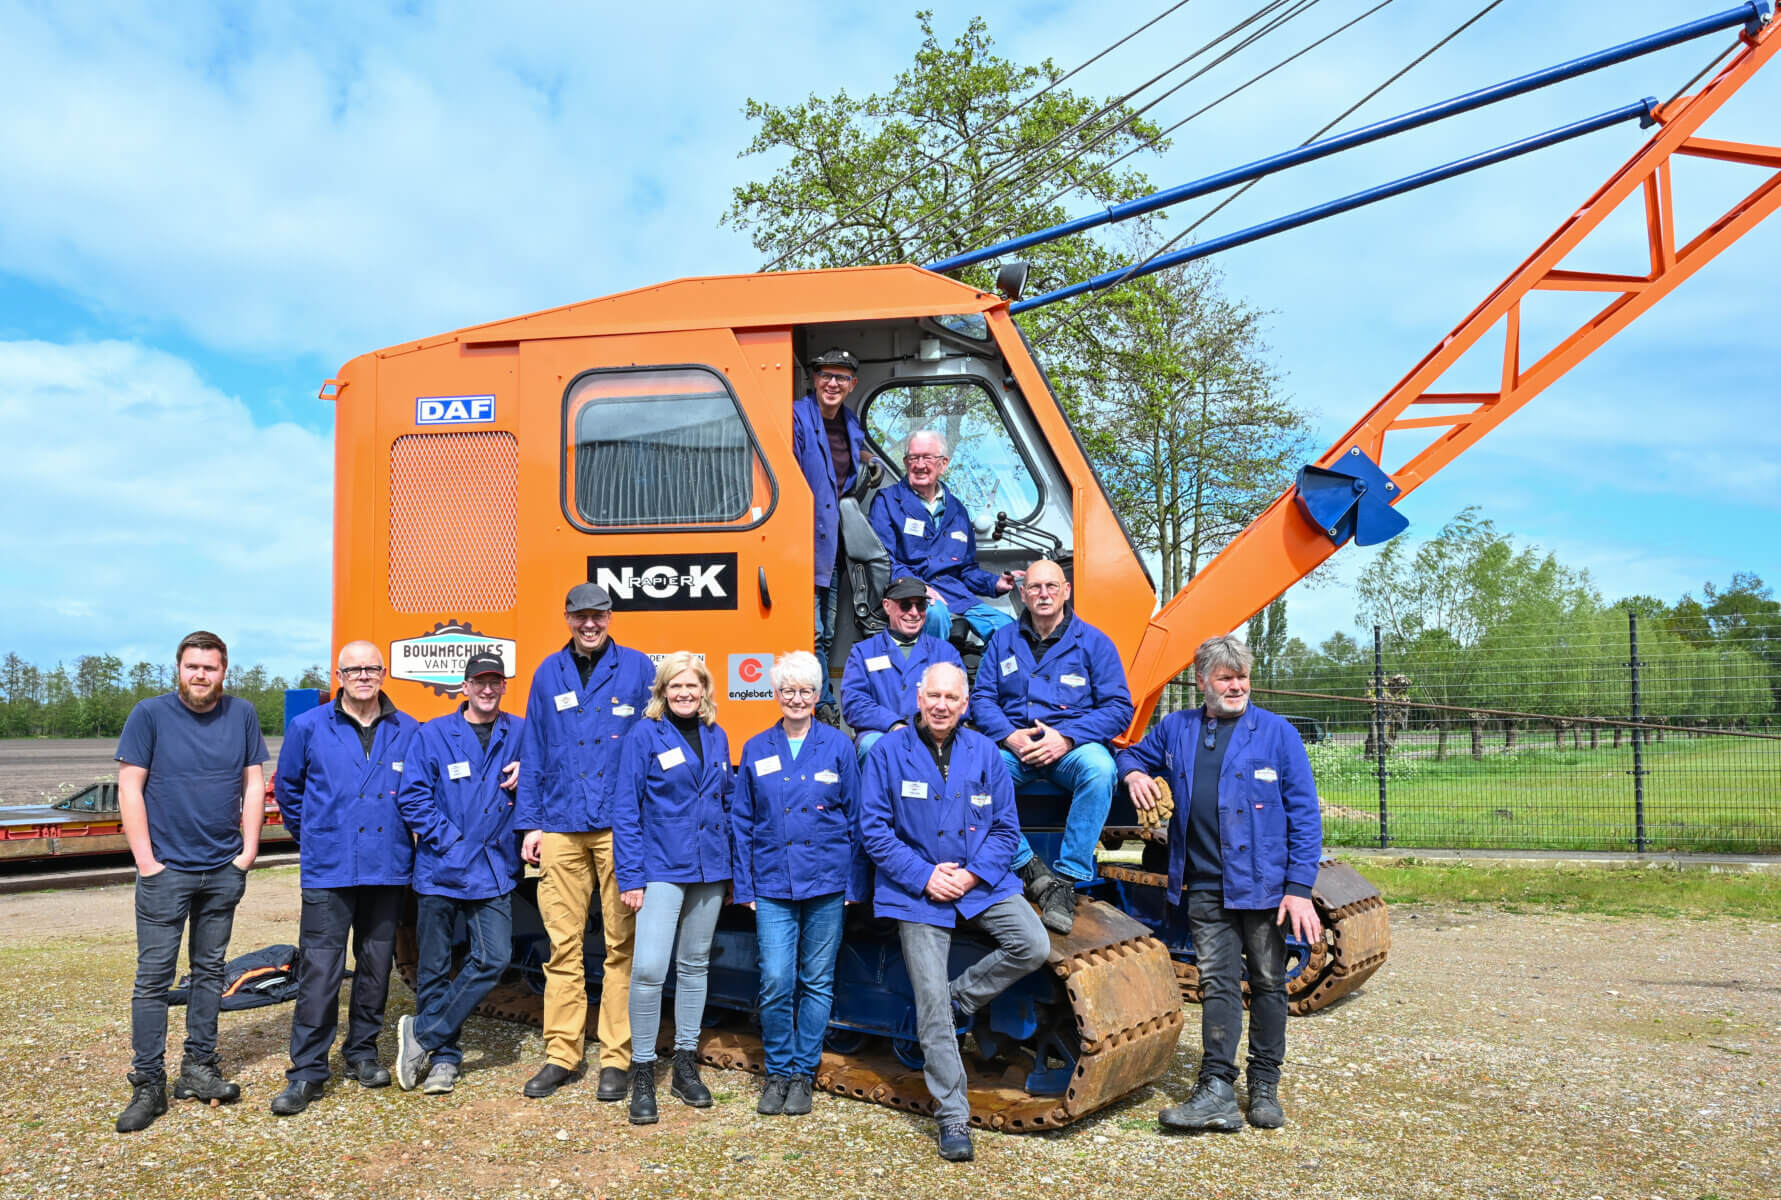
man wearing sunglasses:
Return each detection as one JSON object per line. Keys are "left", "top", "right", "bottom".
{"left": 1117, "top": 634, "right": 1323, "bottom": 1135}
{"left": 868, "top": 429, "right": 1017, "bottom": 644}
{"left": 792, "top": 347, "right": 873, "bottom": 724}
{"left": 969, "top": 559, "right": 1132, "bottom": 935}
{"left": 269, "top": 641, "right": 419, "bottom": 1115}
{"left": 839, "top": 576, "right": 964, "bottom": 762}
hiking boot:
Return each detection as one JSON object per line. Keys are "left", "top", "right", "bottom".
{"left": 595, "top": 1066, "right": 630, "bottom": 1102}
{"left": 628, "top": 1060, "right": 658, "bottom": 1125}
{"left": 756, "top": 1075, "right": 790, "bottom": 1116}
{"left": 937, "top": 1120, "right": 974, "bottom": 1162}
{"left": 670, "top": 1049, "right": 712, "bottom": 1108}
{"left": 523, "top": 1061, "right": 582, "bottom": 1099}
{"left": 1158, "top": 1075, "right": 1243, "bottom": 1134}
{"left": 1037, "top": 877, "right": 1077, "bottom": 935}
{"left": 173, "top": 1058, "right": 241, "bottom": 1105}
{"left": 116, "top": 1073, "right": 167, "bottom": 1133}
{"left": 395, "top": 1014, "right": 427, "bottom": 1091}
{"left": 1246, "top": 1075, "right": 1285, "bottom": 1129}
{"left": 269, "top": 1080, "right": 324, "bottom": 1116}
{"left": 782, "top": 1074, "right": 813, "bottom": 1116}
{"left": 421, "top": 1061, "right": 459, "bottom": 1095}
{"left": 815, "top": 703, "right": 841, "bottom": 727}
{"left": 347, "top": 1059, "right": 391, "bottom": 1088}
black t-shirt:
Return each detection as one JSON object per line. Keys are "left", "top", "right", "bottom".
{"left": 823, "top": 413, "right": 854, "bottom": 487}
{"left": 1186, "top": 712, "right": 1234, "bottom": 894}
{"left": 115, "top": 694, "right": 269, "bottom": 871}
{"left": 569, "top": 638, "right": 610, "bottom": 688}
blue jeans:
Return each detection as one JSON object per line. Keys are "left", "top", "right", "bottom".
{"left": 131, "top": 863, "right": 248, "bottom": 1081}
{"left": 1186, "top": 891, "right": 1288, "bottom": 1085}
{"left": 1004, "top": 742, "right": 1116, "bottom": 884}
{"left": 413, "top": 892, "right": 512, "bottom": 1066}
{"left": 813, "top": 584, "right": 840, "bottom": 707}
{"left": 629, "top": 880, "right": 725, "bottom": 1064}
{"left": 924, "top": 599, "right": 1013, "bottom": 642}
{"left": 855, "top": 729, "right": 886, "bottom": 762}
{"left": 754, "top": 893, "right": 845, "bottom": 1077}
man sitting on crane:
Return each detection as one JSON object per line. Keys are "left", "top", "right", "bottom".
{"left": 839, "top": 575, "right": 964, "bottom": 761}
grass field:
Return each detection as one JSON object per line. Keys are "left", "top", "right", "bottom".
{"left": 1339, "top": 854, "right": 1781, "bottom": 917}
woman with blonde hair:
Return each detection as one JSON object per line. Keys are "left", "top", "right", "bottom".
{"left": 610, "top": 651, "right": 733, "bottom": 1124}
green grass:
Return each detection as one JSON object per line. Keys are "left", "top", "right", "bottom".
{"left": 1314, "top": 734, "right": 1781, "bottom": 853}
{"left": 1344, "top": 855, "right": 1781, "bottom": 917}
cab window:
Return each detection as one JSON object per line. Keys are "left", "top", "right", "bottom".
{"left": 863, "top": 379, "right": 1040, "bottom": 521}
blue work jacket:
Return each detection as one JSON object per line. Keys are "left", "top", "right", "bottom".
{"left": 792, "top": 395, "right": 868, "bottom": 588}
{"left": 858, "top": 725, "right": 1021, "bottom": 927}
{"left": 839, "top": 631, "right": 963, "bottom": 737}
{"left": 867, "top": 480, "right": 1002, "bottom": 613}
{"left": 274, "top": 695, "right": 418, "bottom": 888}
{"left": 732, "top": 722, "right": 867, "bottom": 904}
{"left": 516, "top": 642, "right": 655, "bottom": 833}
{"left": 610, "top": 717, "right": 733, "bottom": 893}
{"left": 970, "top": 613, "right": 1135, "bottom": 748}
{"left": 396, "top": 709, "right": 524, "bottom": 901}
{"left": 1115, "top": 704, "right": 1322, "bottom": 909}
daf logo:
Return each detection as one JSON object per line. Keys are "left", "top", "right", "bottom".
{"left": 415, "top": 394, "right": 496, "bottom": 425}
{"left": 586, "top": 553, "right": 739, "bottom": 612}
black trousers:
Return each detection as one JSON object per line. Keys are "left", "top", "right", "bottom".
{"left": 286, "top": 885, "right": 402, "bottom": 1082}
{"left": 1185, "top": 890, "right": 1289, "bottom": 1087}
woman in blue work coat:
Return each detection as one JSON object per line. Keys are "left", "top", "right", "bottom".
{"left": 610, "top": 651, "right": 733, "bottom": 1125}
{"left": 732, "top": 650, "right": 865, "bottom": 1118}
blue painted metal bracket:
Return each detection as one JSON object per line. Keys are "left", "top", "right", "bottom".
{"left": 1295, "top": 445, "right": 1408, "bottom": 548}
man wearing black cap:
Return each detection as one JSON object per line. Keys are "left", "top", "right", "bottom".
{"left": 793, "top": 347, "right": 872, "bottom": 724}
{"left": 839, "top": 576, "right": 964, "bottom": 761}
{"left": 514, "top": 583, "right": 656, "bottom": 1100}
{"left": 394, "top": 652, "right": 525, "bottom": 1096}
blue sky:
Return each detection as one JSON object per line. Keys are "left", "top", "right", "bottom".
{"left": 5, "top": 0, "right": 1777, "bottom": 677}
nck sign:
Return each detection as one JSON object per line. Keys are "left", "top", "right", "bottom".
{"left": 586, "top": 553, "right": 739, "bottom": 612}
{"left": 415, "top": 394, "right": 496, "bottom": 425}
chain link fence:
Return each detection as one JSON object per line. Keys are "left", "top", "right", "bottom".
{"left": 1161, "top": 612, "right": 1781, "bottom": 854}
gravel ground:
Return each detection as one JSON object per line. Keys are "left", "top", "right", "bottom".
{"left": 0, "top": 868, "right": 1774, "bottom": 1200}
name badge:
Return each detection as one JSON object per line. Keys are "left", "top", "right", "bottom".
{"left": 658, "top": 747, "right": 686, "bottom": 770}
{"left": 447, "top": 761, "right": 471, "bottom": 780}
{"left": 865, "top": 654, "right": 892, "bottom": 672}
{"left": 814, "top": 769, "right": 839, "bottom": 784}
{"left": 754, "top": 755, "right": 782, "bottom": 776}
{"left": 999, "top": 656, "right": 1019, "bottom": 677}
{"left": 971, "top": 793, "right": 992, "bottom": 808}
{"left": 901, "top": 780, "right": 929, "bottom": 799}
{"left": 391, "top": 761, "right": 403, "bottom": 773}
{"left": 950, "top": 530, "right": 967, "bottom": 541}
{"left": 1059, "top": 673, "right": 1086, "bottom": 687}
{"left": 903, "top": 516, "right": 925, "bottom": 537}
{"left": 1254, "top": 767, "right": 1278, "bottom": 782}
{"left": 612, "top": 704, "right": 635, "bottom": 717}
{"left": 554, "top": 691, "right": 578, "bottom": 712}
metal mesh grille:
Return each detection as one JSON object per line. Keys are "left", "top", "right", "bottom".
{"left": 388, "top": 432, "right": 517, "bottom": 613}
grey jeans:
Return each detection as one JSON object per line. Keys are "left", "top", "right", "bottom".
{"left": 628, "top": 880, "right": 725, "bottom": 1065}
{"left": 131, "top": 863, "right": 248, "bottom": 1081}
{"left": 897, "top": 895, "right": 1049, "bottom": 1124}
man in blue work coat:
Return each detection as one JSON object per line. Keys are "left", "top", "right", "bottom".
{"left": 394, "top": 652, "right": 524, "bottom": 1097}
{"left": 867, "top": 430, "right": 1018, "bottom": 644}
{"left": 793, "top": 347, "right": 872, "bottom": 724}
{"left": 268, "top": 639, "right": 419, "bottom": 1116}
{"left": 859, "top": 661, "right": 1049, "bottom": 1163}
{"left": 970, "top": 558, "right": 1134, "bottom": 936}
{"left": 1117, "top": 634, "right": 1323, "bottom": 1134}
{"left": 839, "top": 575, "right": 964, "bottom": 761}
{"left": 515, "top": 582, "right": 656, "bottom": 1102}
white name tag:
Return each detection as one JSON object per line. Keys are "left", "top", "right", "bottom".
{"left": 903, "top": 516, "right": 925, "bottom": 537}
{"left": 814, "top": 769, "right": 839, "bottom": 784}
{"left": 950, "top": 530, "right": 967, "bottom": 541}
{"left": 391, "top": 761, "right": 403, "bottom": 773}
{"left": 554, "top": 691, "right": 578, "bottom": 711}
{"left": 754, "top": 755, "right": 782, "bottom": 776}
{"left": 971, "top": 793, "right": 992, "bottom": 807}
{"left": 901, "top": 780, "right": 929, "bottom": 799}
{"left": 1254, "top": 767, "right": 1278, "bottom": 782}
{"left": 612, "top": 704, "right": 635, "bottom": 717}
{"left": 447, "top": 761, "right": 471, "bottom": 780}
{"left": 1059, "top": 673, "right": 1086, "bottom": 688}
{"left": 1000, "top": 656, "right": 1019, "bottom": 677}
{"left": 658, "top": 747, "right": 686, "bottom": 770}
{"left": 865, "top": 654, "right": 892, "bottom": 672}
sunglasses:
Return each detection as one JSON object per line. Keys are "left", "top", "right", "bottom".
{"left": 1203, "top": 717, "right": 1218, "bottom": 751}
{"left": 891, "top": 597, "right": 929, "bottom": 612}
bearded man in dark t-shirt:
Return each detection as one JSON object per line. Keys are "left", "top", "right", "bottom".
{"left": 113, "top": 630, "right": 269, "bottom": 1133}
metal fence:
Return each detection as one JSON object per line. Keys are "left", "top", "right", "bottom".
{"left": 1160, "top": 612, "right": 1781, "bottom": 854}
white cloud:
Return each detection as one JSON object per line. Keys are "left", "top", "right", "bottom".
{"left": 0, "top": 339, "right": 332, "bottom": 674}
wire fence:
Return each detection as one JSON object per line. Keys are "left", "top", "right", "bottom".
{"left": 1160, "top": 612, "right": 1781, "bottom": 854}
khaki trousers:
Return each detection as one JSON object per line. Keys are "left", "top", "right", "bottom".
{"left": 538, "top": 829, "right": 635, "bottom": 1070}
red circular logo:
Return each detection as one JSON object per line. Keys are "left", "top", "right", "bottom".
{"left": 739, "top": 657, "right": 763, "bottom": 682}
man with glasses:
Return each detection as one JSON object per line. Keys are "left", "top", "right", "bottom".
{"left": 1117, "top": 634, "right": 1323, "bottom": 1134}
{"left": 793, "top": 347, "right": 872, "bottom": 724}
{"left": 868, "top": 429, "right": 1017, "bottom": 645}
{"left": 840, "top": 576, "right": 963, "bottom": 761}
{"left": 515, "top": 583, "right": 656, "bottom": 1101}
{"left": 969, "top": 559, "right": 1132, "bottom": 936}
{"left": 269, "top": 641, "right": 419, "bottom": 1115}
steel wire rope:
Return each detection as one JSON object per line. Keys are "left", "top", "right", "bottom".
{"left": 756, "top": 0, "right": 1203, "bottom": 271}
{"left": 898, "top": 0, "right": 1323, "bottom": 264}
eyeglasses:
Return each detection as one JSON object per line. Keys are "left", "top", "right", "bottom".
{"left": 890, "top": 597, "right": 929, "bottom": 612}
{"left": 904, "top": 453, "right": 946, "bottom": 465}
{"left": 1025, "top": 582, "right": 1065, "bottom": 595}
{"left": 777, "top": 687, "right": 817, "bottom": 700}
{"left": 339, "top": 666, "right": 385, "bottom": 679}
{"left": 464, "top": 678, "right": 505, "bottom": 692}
{"left": 814, "top": 371, "right": 855, "bottom": 385}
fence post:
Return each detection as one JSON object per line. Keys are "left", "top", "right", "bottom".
{"left": 1373, "top": 624, "right": 1389, "bottom": 848}
{"left": 1628, "top": 609, "right": 1648, "bottom": 853}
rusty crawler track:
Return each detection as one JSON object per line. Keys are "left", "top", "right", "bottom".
{"left": 395, "top": 896, "right": 1183, "bottom": 1131}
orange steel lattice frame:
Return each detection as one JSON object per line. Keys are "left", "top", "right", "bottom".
{"left": 1123, "top": 15, "right": 1781, "bottom": 736}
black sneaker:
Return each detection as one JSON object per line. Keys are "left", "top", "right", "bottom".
{"left": 1246, "top": 1075, "right": 1285, "bottom": 1129}
{"left": 782, "top": 1074, "right": 813, "bottom": 1116}
{"left": 628, "top": 1060, "right": 658, "bottom": 1125}
{"left": 523, "top": 1061, "right": 582, "bottom": 1099}
{"left": 670, "top": 1049, "right": 712, "bottom": 1108}
{"left": 756, "top": 1075, "right": 790, "bottom": 1116}
{"left": 1037, "top": 878, "right": 1077, "bottom": 935}
{"left": 815, "top": 703, "right": 841, "bottom": 728}
{"left": 937, "top": 1120, "right": 974, "bottom": 1162}
{"left": 347, "top": 1059, "right": 391, "bottom": 1088}
{"left": 269, "top": 1080, "right": 324, "bottom": 1116}
{"left": 1158, "top": 1075, "right": 1243, "bottom": 1133}
{"left": 173, "top": 1058, "right": 241, "bottom": 1105}
{"left": 116, "top": 1073, "right": 167, "bottom": 1133}
{"left": 1015, "top": 857, "right": 1055, "bottom": 901}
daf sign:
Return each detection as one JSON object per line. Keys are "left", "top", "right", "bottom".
{"left": 415, "top": 394, "right": 496, "bottom": 425}
{"left": 586, "top": 553, "right": 739, "bottom": 612}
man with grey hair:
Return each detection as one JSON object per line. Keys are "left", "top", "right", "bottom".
{"left": 868, "top": 429, "right": 1017, "bottom": 644}
{"left": 1117, "top": 633, "right": 1323, "bottom": 1133}
{"left": 859, "top": 661, "right": 1048, "bottom": 1162}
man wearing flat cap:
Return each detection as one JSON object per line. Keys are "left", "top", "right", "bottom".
{"left": 514, "top": 582, "right": 656, "bottom": 1100}
{"left": 840, "top": 575, "right": 963, "bottom": 761}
